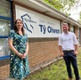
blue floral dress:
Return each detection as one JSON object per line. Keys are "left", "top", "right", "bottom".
{"left": 8, "top": 30, "right": 30, "bottom": 80}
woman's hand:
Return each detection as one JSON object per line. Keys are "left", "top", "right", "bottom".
{"left": 18, "top": 53, "right": 28, "bottom": 59}
{"left": 18, "top": 53, "right": 23, "bottom": 59}
{"left": 23, "top": 53, "right": 27, "bottom": 58}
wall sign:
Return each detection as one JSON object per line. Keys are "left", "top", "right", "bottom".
{"left": 16, "top": 5, "right": 61, "bottom": 38}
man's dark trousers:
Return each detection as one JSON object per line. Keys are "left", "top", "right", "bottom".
{"left": 63, "top": 50, "right": 80, "bottom": 80}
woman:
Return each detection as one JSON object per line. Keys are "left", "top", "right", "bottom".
{"left": 8, "top": 19, "right": 30, "bottom": 80}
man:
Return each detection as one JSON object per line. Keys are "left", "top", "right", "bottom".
{"left": 58, "top": 22, "right": 80, "bottom": 80}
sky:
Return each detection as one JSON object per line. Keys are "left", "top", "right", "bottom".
{"left": 69, "top": 0, "right": 81, "bottom": 21}
{"left": 70, "top": 7, "right": 80, "bottom": 20}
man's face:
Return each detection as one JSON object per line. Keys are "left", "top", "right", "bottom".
{"left": 62, "top": 23, "right": 69, "bottom": 32}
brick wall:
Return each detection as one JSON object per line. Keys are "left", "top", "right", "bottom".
{"left": 75, "top": 26, "right": 79, "bottom": 39}
{"left": 0, "top": 59, "right": 10, "bottom": 79}
{"left": 28, "top": 38, "right": 60, "bottom": 68}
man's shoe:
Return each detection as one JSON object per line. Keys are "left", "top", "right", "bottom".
{"left": 69, "top": 78, "right": 73, "bottom": 80}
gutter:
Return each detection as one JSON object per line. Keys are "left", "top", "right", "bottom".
{"left": 29, "top": 0, "right": 81, "bottom": 27}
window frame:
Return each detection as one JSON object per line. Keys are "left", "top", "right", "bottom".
{"left": 0, "top": 0, "right": 13, "bottom": 60}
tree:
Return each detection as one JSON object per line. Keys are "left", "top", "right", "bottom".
{"left": 43, "top": 0, "right": 63, "bottom": 10}
{"left": 43, "top": 0, "right": 80, "bottom": 16}
{"left": 78, "top": 11, "right": 81, "bottom": 23}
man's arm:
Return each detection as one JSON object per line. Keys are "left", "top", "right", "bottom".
{"left": 73, "top": 33, "right": 78, "bottom": 55}
{"left": 74, "top": 44, "right": 78, "bottom": 55}
{"left": 59, "top": 45, "right": 64, "bottom": 56}
{"left": 58, "top": 35, "right": 64, "bottom": 56}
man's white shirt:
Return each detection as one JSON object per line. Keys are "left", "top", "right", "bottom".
{"left": 58, "top": 32, "right": 78, "bottom": 51}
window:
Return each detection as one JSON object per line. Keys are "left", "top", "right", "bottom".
{"left": 0, "top": 0, "right": 12, "bottom": 60}
{"left": 0, "top": 19, "right": 11, "bottom": 36}
{"left": 0, "top": 38, "right": 9, "bottom": 57}
{"left": 0, "top": 0, "right": 11, "bottom": 17}
{"left": 70, "top": 25, "right": 75, "bottom": 32}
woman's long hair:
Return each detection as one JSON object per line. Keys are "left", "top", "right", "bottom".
{"left": 14, "top": 19, "right": 24, "bottom": 35}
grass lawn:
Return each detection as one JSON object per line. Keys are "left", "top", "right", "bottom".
{"left": 25, "top": 49, "right": 81, "bottom": 80}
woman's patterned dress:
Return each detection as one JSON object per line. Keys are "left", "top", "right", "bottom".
{"left": 8, "top": 30, "right": 30, "bottom": 80}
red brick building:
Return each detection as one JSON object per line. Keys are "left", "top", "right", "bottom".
{"left": 0, "top": 0, "right": 81, "bottom": 79}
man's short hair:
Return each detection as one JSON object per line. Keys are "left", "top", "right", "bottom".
{"left": 62, "top": 22, "right": 70, "bottom": 27}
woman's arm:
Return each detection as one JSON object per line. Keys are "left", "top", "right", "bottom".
{"left": 26, "top": 42, "right": 29, "bottom": 54}
{"left": 8, "top": 38, "right": 23, "bottom": 58}
{"left": 23, "top": 42, "right": 29, "bottom": 58}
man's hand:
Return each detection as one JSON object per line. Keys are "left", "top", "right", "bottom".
{"left": 74, "top": 50, "right": 78, "bottom": 56}
{"left": 61, "top": 52, "right": 64, "bottom": 56}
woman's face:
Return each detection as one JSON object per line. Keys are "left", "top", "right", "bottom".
{"left": 15, "top": 19, "right": 23, "bottom": 30}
